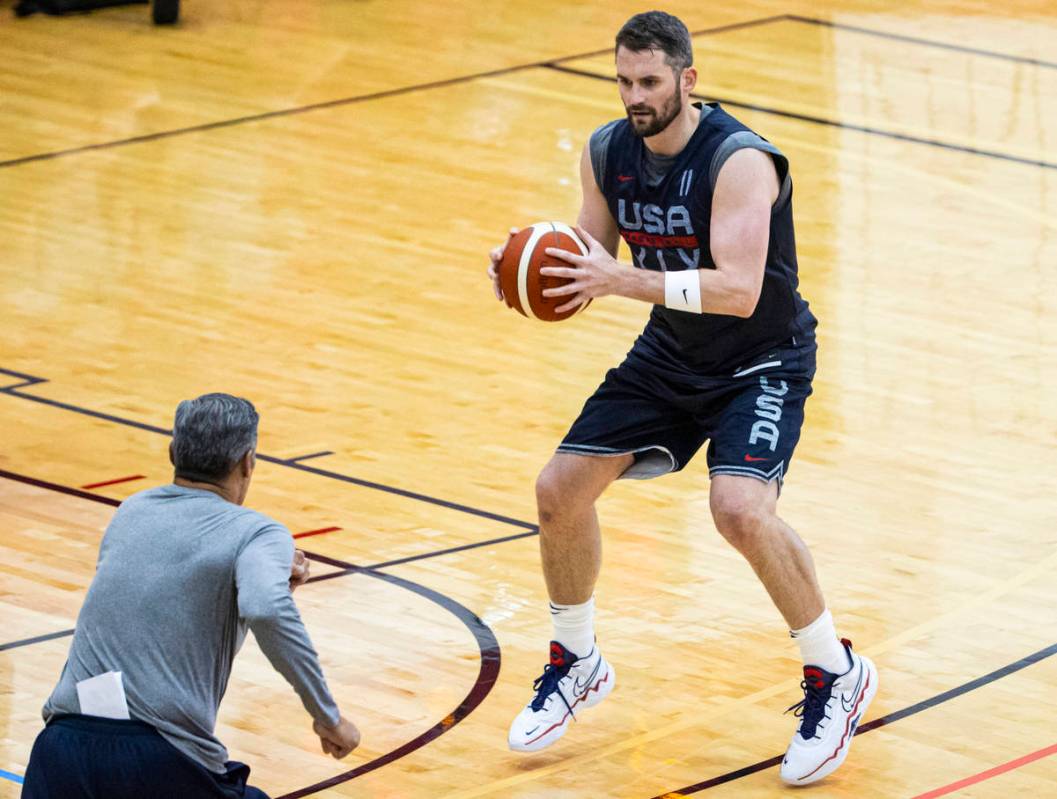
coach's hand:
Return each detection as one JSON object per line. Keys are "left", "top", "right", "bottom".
{"left": 541, "top": 226, "right": 627, "bottom": 314}
{"left": 314, "top": 715, "right": 361, "bottom": 759}
{"left": 289, "top": 549, "right": 310, "bottom": 592}
{"left": 487, "top": 227, "right": 519, "bottom": 301}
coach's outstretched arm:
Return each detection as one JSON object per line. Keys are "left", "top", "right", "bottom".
{"left": 236, "top": 526, "right": 361, "bottom": 759}
{"left": 540, "top": 145, "right": 779, "bottom": 317}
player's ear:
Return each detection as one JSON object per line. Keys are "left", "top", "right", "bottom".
{"left": 168, "top": 441, "right": 176, "bottom": 466}
{"left": 683, "top": 66, "right": 697, "bottom": 95}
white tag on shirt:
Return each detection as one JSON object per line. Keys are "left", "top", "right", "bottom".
{"left": 76, "top": 671, "right": 130, "bottom": 720}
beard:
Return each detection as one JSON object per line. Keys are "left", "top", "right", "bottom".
{"left": 625, "top": 88, "right": 683, "bottom": 138}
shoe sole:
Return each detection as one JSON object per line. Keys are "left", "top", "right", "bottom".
{"left": 780, "top": 654, "right": 878, "bottom": 785}
{"left": 508, "top": 662, "right": 616, "bottom": 753}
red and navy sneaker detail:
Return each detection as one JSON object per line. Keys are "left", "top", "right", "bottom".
{"left": 780, "top": 639, "right": 878, "bottom": 784}
{"left": 508, "top": 641, "right": 616, "bottom": 752}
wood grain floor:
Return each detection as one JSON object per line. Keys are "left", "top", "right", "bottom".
{"left": 1, "top": 1, "right": 1056, "bottom": 796}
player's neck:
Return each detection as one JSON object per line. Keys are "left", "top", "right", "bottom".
{"left": 643, "top": 102, "right": 700, "bottom": 158}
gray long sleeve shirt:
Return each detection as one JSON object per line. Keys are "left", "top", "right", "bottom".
{"left": 43, "top": 484, "right": 341, "bottom": 773}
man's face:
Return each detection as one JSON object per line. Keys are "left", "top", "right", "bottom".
{"left": 616, "top": 45, "right": 686, "bottom": 138}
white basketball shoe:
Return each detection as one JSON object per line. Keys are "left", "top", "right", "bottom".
{"left": 780, "top": 639, "right": 878, "bottom": 785}
{"left": 508, "top": 641, "right": 615, "bottom": 752}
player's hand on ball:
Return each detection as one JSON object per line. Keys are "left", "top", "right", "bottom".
{"left": 487, "top": 227, "right": 519, "bottom": 301}
{"left": 314, "top": 715, "right": 361, "bottom": 759}
{"left": 541, "top": 226, "right": 623, "bottom": 314}
{"left": 289, "top": 549, "right": 310, "bottom": 591}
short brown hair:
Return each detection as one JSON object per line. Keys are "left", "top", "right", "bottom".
{"left": 615, "top": 11, "right": 693, "bottom": 73}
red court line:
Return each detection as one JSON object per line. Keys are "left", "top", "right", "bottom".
{"left": 293, "top": 527, "right": 341, "bottom": 540}
{"left": 80, "top": 474, "right": 146, "bottom": 490}
{"left": 911, "top": 742, "right": 1057, "bottom": 798}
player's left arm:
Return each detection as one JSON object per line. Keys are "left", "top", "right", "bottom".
{"left": 541, "top": 148, "right": 779, "bottom": 317}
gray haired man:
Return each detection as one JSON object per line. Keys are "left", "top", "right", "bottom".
{"left": 22, "top": 393, "right": 359, "bottom": 799}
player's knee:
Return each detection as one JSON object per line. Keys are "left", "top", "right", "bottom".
{"left": 535, "top": 463, "right": 594, "bottom": 525}
{"left": 710, "top": 490, "right": 769, "bottom": 551}
{"left": 535, "top": 466, "right": 567, "bottom": 525}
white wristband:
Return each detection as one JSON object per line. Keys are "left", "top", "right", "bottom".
{"left": 663, "top": 270, "right": 702, "bottom": 313}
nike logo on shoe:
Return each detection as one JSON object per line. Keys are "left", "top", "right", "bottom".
{"left": 617, "top": 175, "right": 635, "bottom": 182}
{"left": 744, "top": 455, "right": 770, "bottom": 462}
{"left": 840, "top": 663, "right": 865, "bottom": 713}
{"left": 573, "top": 658, "right": 602, "bottom": 695}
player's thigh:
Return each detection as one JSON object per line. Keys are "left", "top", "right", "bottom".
{"left": 705, "top": 372, "right": 812, "bottom": 488}
{"left": 558, "top": 363, "right": 705, "bottom": 479}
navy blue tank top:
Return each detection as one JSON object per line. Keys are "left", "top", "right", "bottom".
{"left": 597, "top": 103, "right": 816, "bottom": 376}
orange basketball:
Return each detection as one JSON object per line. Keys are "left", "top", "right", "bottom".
{"left": 498, "top": 222, "right": 590, "bottom": 322}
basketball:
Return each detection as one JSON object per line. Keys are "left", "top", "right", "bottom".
{"left": 498, "top": 222, "right": 590, "bottom": 322}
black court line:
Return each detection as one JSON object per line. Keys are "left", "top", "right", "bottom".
{"left": 652, "top": 640, "right": 1057, "bottom": 796}
{"left": 302, "top": 525, "right": 540, "bottom": 585}
{"left": 275, "top": 563, "right": 502, "bottom": 799}
{"left": 0, "top": 368, "right": 537, "bottom": 532}
{"left": 273, "top": 548, "right": 503, "bottom": 799}
{"left": 0, "top": 467, "right": 123, "bottom": 507}
{"left": 0, "top": 470, "right": 502, "bottom": 799}
{"left": 261, "top": 453, "right": 535, "bottom": 530}
{"left": 0, "top": 14, "right": 785, "bottom": 171}
{"left": 785, "top": 14, "right": 1057, "bottom": 71}
{"left": 367, "top": 527, "right": 539, "bottom": 570}
{"left": 0, "top": 629, "right": 75, "bottom": 652}
{"left": 0, "top": 367, "right": 47, "bottom": 390}
{"left": 286, "top": 451, "right": 334, "bottom": 463}
{"left": 546, "top": 64, "right": 1057, "bottom": 172}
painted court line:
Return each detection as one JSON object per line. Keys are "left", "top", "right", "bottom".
{"left": 292, "top": 526, "right": 342, "bottom": 540}
{"left": 80, "top": 474, "right": 146, "bottom": 490}
{"left": 1, "top": 464, "right": 534, "bottom": 603}
{"left": 0, "top": 369, "right": 538, "bottom": 532}
{"left": 0, "top": 15, "right": 785, "bottom": 171}
{"left": 0, "top": 629, "right": 76, "bottom": 652}
{"left": 651, "top": 641, "right": 1057, "bottom": 796}
{"left": 911, "top": 742, "right": 1057, "bottom": 798}
{"left": 785, "top": 15, "right": 1057, "bottom": 70}
{"left": 0, "top": 367, "right": 47, "bottom": 390}
{"left": 285, "top": 451, "right": 334, "bottom": 463}
{"left": 545, "top": 64, "right": 1057, "bottom": 172}
{"left": 0, "top": 473, "right": 502, "bottom": 798}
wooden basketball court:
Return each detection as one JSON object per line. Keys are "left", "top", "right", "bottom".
{"left": 2, "top": 0, "right": 1056, "bottom": 796}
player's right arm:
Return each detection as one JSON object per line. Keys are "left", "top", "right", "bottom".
{"left": 576, "top": 142, "right": 620, "bottom": 258}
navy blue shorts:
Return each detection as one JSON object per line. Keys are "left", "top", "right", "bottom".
{"left": 21, "top": 715, "right": 269, "bottom": 799}
{"left": 557, "top": 339, "right": 816, "bottom": 487}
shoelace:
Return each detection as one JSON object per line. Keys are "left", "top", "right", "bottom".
{"left": 530, "top": 662, "right": 575, "bottom": 718}
{"left": 785, "top": 678, "right": 832, "bottom": 740}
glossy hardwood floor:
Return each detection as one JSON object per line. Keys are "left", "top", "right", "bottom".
{"left": 1, "top": 0, "right": 1056, "bottom": 796}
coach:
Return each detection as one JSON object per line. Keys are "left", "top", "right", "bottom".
{"left": 21, "top": 393, "right": 359, "bottom": 798}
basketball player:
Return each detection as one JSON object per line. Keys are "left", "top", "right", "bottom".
{"left": 21, "top": 394, "right": 359, "bottom": 799}
{"left": 487, "top": 11, "right": 876, "bottom": 785}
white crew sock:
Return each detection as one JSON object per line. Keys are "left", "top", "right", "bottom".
{"left": 549, "top": 596, "right": 595, "bottom": 659}
{"left": 790, "top": 609, "right": 850, "bottom": 675}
